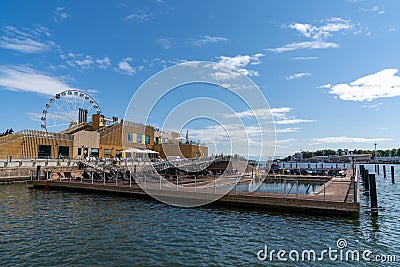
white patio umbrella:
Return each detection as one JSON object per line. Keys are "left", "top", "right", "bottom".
{"left": 123, "top": 148, "right": 148, "bottom": 153}
{"left": 143, "top": 149, "right": 159, "bottom": 154}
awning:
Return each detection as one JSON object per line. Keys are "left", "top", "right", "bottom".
{"left": 122, "top": 148, "right": 159, "bottom": 154}
{"left": 143, "top": 149, "right": 159, "bottom": 154}
{"left": 122, "top": 148, "right": 147, "bottom": 153}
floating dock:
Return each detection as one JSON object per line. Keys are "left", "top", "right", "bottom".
{"left": 28, "top": 169, "right": 360, "bottom": 216}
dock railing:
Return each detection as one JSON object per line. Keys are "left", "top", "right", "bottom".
{"left": 38, "top": 167, "right": 355, "bottom": 203}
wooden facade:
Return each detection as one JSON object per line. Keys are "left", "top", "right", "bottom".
{"left": 72, "top": 131, "right": 100, "bottom": 158}
{"left": 0, "top": 120, "right": 208, "bottom": 160}
{"left": 153, "top": 143, "right": 208, "bottom": 159}
{"left": 0, "top": 130, "right": 72, "bottom": 160}
{"left": 99, "top": 121, "right": 154, "bottom": 158}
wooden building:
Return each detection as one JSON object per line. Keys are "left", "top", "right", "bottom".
{"left": 153, "top": 143, "right": 208, "bottom": 159}
{"left": 0, "top": 114, "right": 208, "bottom": 160}
{"left": 0, "top": 130, "right": 72, "bottom": 160}
{"left": 72, "top": 131, "right": 100, "bottom": 159}
{"left": 99, "top": 120, "right": 154, "bottom": 158}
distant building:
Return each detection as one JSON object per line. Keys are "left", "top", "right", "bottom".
{"left": 293, "top": 152, "right": 303, "bottom": 160}
{"left": 342, "top": 149, "right": 352, "bottom": 156}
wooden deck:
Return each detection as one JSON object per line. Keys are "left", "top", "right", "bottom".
{"left": 28, "top": 170, "right": 360, "bottom": 216}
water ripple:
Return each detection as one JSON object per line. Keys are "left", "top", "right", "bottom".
{"left": 0, "top": 167, "right": 399, "bottom": 266}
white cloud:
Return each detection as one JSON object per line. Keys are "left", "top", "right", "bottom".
{"left": 274, "top": 119, "right": 314, "bottom": 125}
{"left": 318, "top": 84, "right": 332, "bottom": 89}
{"left": 223, "top": 107, "right": 314, "bottom": 125}
{"left": 268, "top": 41, "right": 338, "bottom": 53}
{"left": 310, "top": 137, "right": 392, "bottom": 145}
{"left": 157, "top": 35, "right": 227, "bottom": 49}
{"left": 95, "top": 57, "right": 111, "bottom": 69}
{"left": 0, "top": 25, "right": 55, "bottom": 54}
{"left": 372, "top": 6, "right": 384, "bottom": 14}
{"left": 288, "top": 18, "right": 353, "bottom": 40}
{"left": 0, "top": 37, "right": 50, "bottom": 53}
{"left": 71, "top": 57, "right": 93, "bottom": 69}
{"left": 361, "top": 102, "right": 382, "bottom": 110}
{"left": 270, "top": 107, "right": 314, "bottom": 125}
{"left": 292, "top": 56, "right": 318, "bottom": 60}
{"left": 61, "top": 53, "right": 111, "bottom": 70}
{"left": 125, "top": 10, "right": 153, "bottom": 22}
{"left": 148, "top": 57, "right": 168, "bottom": 68}
{"left": 210, "top": 53, "right": 264, "bottom": 80}
{"left": 157, "top": 38, "right": 172, "bottom": 49}
{"left": 276, "top": 128, "right": 300, "bottom": 133}
{"left": 185, "top": 123, "right": 275, "bottom": 156}
{"left": 118, "top": 57, "right": 136, "bottom": 75}
{"left": 328, "top": 69, "right": 400, "bottom": 101}
{"left": 0, "top": 65, "right": 69, "bottom": 96}
{"left": 286, "top": 72, "right": 311, "bottom": 80}
{"left": 192, "top": 35, "right": 228, "bottom": 46}
{"left": 360, "top": 6, "right": 384, "bottom": 14}
{"left": 223, "top": 108, "right": 272, "bottom": 120}
{"left": 270, "top": 107, "right": 293, "bottom": 113}
{"left": 54, "top": 7, "right": 69, "bottom": 22}
{"left": 218, "top": 83, "right": 260, "bottom": 91}
{"left": 218, "top": 53, "right": 264, "bottom": 69}
{"left": 87, "top": 89, "right": 99, "bottom": 94}
{"left": 210, "top": 72, "right": 241, "bottom": 81}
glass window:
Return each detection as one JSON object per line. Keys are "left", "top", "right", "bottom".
{"left": 145, "top": 135, "right": 151, "bottom": 144}
{"left": 58, "top": 146, "right": 69, "bottom": 157}
{"left": 104, "top": 149, "right": 112, "bottom": 157}
{"left": 38, "top": 145, "right": 51, "bottom": 159}
{"left": 136, "top": 134, "right": 142, "bottom": 144}
{"left": 128, "top": 132, "right": 133, "bottom": 142}
{"left": 90, "top": 148, "right": 99, "bottom": 157}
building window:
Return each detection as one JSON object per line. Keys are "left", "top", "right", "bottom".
{"left": 58, "top": 146, "right": 69, "bottom": 158}
{"left": 90, "top": 148, "right": 99, "bottom": 157}
{"left": 38, "top": 145, "right": 52, "bottom": 159}
{"left": 128, "top": 132, "right": 133, "bottom": 142}
{"left": 104, "top": 149, "right": 112, "bottom": 157}
{"left": 145, "top": 135, "right": 151, "bottom": 144}
{"left": 136, "top": 134, "right": 142, "bottom": 144}
{"left": 78, "top": 148, "right": 82, "bottom": 156}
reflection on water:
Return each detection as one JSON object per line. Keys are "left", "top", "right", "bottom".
{"left": 236, "top": 181, "right": 323, "bottom": 194}
{"left": 0, "top": 164, "right": 398, "bottom": 266}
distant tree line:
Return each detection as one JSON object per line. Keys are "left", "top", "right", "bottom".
{"left": 284, "top": 148, "right": 400, "bottom": 161}
{"left": 350, "top": 149, "right": 400, "bottom": 157}
{"left": 303, "top": 149, "right": 337, "bottom": 158}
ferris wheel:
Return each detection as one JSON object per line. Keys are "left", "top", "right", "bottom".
{"left": 40, "top": 89, "right": 102, "bottom": 132}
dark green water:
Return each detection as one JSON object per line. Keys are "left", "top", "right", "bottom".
{"left": 0, "top": 164, "right": 399, "bottom": 266}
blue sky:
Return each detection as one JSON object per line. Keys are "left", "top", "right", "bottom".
{"left": 1, "top": 0, "right": 399, "bottom": 157}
